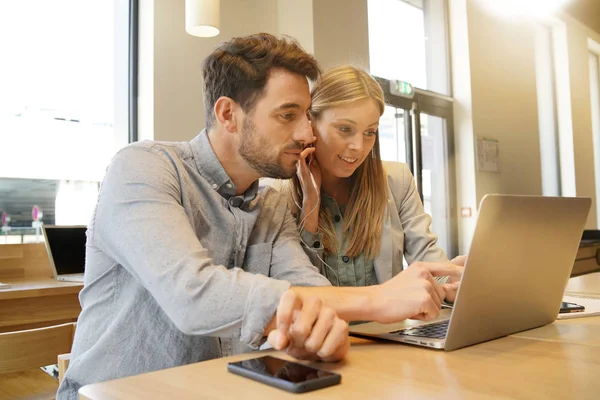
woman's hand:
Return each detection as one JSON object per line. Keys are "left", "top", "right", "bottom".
{"left": 443, "top": 255, "right": 466, "bottom": 303}
{"left": 368, "top": 261, "right": 464, "bottom": 323}
{"left": 296, "top": 136, "right": 322, "bottom": 233}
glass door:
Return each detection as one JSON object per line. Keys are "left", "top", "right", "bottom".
{"left": 375, "top": 77, "right": 458, "bottom": 258}
{"left": 418, "top": 112, "right": 453, "bottom": 255}
{"left": 379, "top": 105, "right": 406, "bottom": 164}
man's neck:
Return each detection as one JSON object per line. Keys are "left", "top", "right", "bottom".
{"left": 207, "top": 128, "right": 259, "bottom": 195}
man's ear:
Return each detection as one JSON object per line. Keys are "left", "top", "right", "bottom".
{"left": 214, "top": 97, "right": 240, "bottom": 133}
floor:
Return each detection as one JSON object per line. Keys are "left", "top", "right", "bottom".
{"left": 0, "top": 365, "right": 59, "bottom": 400}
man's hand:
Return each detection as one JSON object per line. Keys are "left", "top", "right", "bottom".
{"left": 443, "top": 255, "right": 465, "bottom": 303}
{"left": 267, "top": 290, "right": 349, "bottom": 362}
{"left": 371, "top": 261, "right": 463, "bottom": 323}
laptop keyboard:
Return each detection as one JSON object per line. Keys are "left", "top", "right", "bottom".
{"left": 390, "top": 320, "right": 449, "bottom": 339}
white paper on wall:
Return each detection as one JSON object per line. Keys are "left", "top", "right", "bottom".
{"left": 476, "top": 137, "right": 500, "bottom": 173}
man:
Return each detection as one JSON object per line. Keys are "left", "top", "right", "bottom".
{"left": 58, "top": 33, "right": 461, "bottom": 398}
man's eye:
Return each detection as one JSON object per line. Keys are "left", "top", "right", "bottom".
{"left": 281, "top": 113, "right": 295, "bottom": 121}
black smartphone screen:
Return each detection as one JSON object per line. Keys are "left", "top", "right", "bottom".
{"left": 559, "top": 301, "right": 585, "bottom": 313}
{"left": 227, "top": 355, "right": 341, "bottom": 393}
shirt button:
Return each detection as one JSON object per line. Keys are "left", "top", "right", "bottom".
{"left": 334, "top": 215, "right": 341, "bottom": 222}
{"left": 313, "top": 241, "right": 321, "bottom": 248}
{"left": 226, "top": 183, "right": 233, "bottom": 189}
{"left": 342, "top": 255, "right": 350, "bottom": 262}
{"left": 211, "top": 183, "right": 218, "bottom": 189}
{"left": 230, "top": 197, "right": 243, "bottom": 207}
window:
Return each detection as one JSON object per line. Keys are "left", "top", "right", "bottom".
{"left": 534, "top": 20, "right": 576, "bottom": 197}
{"left": 534, "top": 24, "right": 561, "bottom": 196}
{"left": 589, "top": 43, "right": 600, "bottom": 225}
{"left": 0, "top": 0, "right": 136, "bottom": 244}
{"left": 368, "top": 1, "right": 457, "bottom": 257}
{"left": 367, "top": 0, "right": 450, "bottom": 95}
{"left": 378, "top": 105, "right": 407, "bottom": 163}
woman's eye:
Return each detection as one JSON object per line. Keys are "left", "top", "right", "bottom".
{"left": 338, "top": 126, "right": 351, "bottom": 134}
{"left": 364, "top": 130, "right": 377, "bottom": 137}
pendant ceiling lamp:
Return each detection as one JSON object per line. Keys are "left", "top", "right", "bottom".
{"left": 186, "top": 0, "right": 220, "bottom": 37}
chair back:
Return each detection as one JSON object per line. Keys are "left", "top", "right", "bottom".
{"left": 0, "top": 322, "right": 76, "bottom": 374}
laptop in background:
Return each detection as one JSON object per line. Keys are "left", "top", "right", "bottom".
{"left": 42, "top": 225, "right": 87, "bottom": 283}
{"left": 349, "top": 195, "right": 591, "bottom": 351}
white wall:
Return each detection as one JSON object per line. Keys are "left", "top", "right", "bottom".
{"left": 139, "top": 0, "right": 600, "bottom": 251}
{"left": 450, "top": 0, "right": 545, "bottom": 253}
{"left": 565, "top": 13, "right": 600, "bottom": 228}
{"left": 466, "top": 0, "right": 543, "bottom": 203}
{"left": 449, "top": 0, "right": 477, "bottom": 254}
{"left": 449, "top": 0, "right": 600, "bottom": 253}
{"left": 313, "top": 0, "right": 370, "bottom": 71}
{"left": 139, "top": 0, "right": 373, "bottom": 142}
{"left": 140, "top": 0, "right": 278, "bottom": 142}
{"left": 277, "top": 0, "right": 314, "bottom": 53}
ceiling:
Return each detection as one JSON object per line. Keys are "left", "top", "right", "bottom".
{"left": 563, "top": 0, "right": 600, "bottom": 34}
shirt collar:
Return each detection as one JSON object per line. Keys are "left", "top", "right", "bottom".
{"left": 190, "top": 129, "right": 258, "bottom": 202}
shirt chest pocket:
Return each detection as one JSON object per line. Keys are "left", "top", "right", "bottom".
{"left": 241, "top": 242, "right": 273, "bottom": 276}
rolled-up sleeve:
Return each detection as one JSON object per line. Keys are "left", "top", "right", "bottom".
{"left": 90, "top": 147, "right": 290, "bottom": 348}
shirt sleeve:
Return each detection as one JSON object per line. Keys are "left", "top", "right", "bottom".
{"left": 269, "top": 202, "right": 331, "bottom": 287}
{"left": 259, "top": 180, "right": 328, "bottom": 280}
{"left": 89, "top": 146, "right": 291, "bottom": 348}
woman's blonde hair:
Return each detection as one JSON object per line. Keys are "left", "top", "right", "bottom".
{"left": 288, "top": 65, "right": 388, "bottom": 260}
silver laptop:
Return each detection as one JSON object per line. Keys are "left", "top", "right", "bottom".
{"left": 349, "top": 194, "right": 591, "bottom": 351}
{"left": 42, "top": 225, "right": 87, "bottom": 283}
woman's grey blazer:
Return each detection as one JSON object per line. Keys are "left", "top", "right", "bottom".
{"left": 262, "top": 161, "right": 448, "bottom": 284}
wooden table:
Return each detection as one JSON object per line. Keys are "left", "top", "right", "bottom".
{"left": 0, "top": 278, "right": 82, "bottom": 333}
{"left": 0, "top": 243, "right": 83, "bottom": 333}
{"left": 566, "top": 271, "right": 600, "bottom": 295}
{"left": 79, "top": 321, "right": 600, "bottom": 400}
{"left": 79, "top": 273, "right": 600, "bottom": 400}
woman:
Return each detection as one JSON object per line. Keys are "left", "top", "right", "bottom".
{"left": 284, "top": 65, "right": 457, "bottom": 291}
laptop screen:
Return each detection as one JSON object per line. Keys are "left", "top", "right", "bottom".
{"left": 44, "top": 226, "right": 87, "bottom": 275}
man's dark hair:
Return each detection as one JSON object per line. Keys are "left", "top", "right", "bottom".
{"left": 202, "top": 33, "right": 321, "bottom": 130}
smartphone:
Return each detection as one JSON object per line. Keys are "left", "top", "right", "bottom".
{"left": 227, "top": 355, "right": 341, "bottom": 393}
{"left": 559, "top": 301, "right": 585, "bottom": 313}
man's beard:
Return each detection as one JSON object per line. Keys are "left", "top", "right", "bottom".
{"left": 239, "top": 118, "right": 298, "bottom": 179}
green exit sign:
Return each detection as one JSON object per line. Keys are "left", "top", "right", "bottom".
{"left": 390, "top": 80, "right": 414, "bottom": 98}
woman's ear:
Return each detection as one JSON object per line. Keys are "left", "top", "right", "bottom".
{"left": 214, "top": 97, "right": 239, "bottom": 133}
